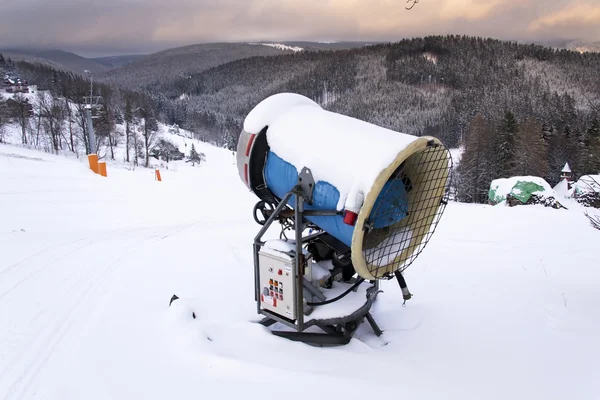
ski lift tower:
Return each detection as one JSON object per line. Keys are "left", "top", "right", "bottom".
{"left": 83, "top": 70, "right": 104, "bottom": 154}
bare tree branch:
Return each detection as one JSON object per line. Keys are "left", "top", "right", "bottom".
{"left": 581, "top": 90, "right": 599, "bottom": 114}
{"left": 406, "top": 0, "right": 420, "bottom": 10}
{"left": 584, "top": 210, "right": 600, "bottom": 231}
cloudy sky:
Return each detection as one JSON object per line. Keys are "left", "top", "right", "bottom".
{"left": 0, "top": 0, "right": 599, "bottom": 57}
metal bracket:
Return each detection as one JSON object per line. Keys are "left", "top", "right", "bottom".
{"left": 298, "top": 166, "right": 315, "bottom": 204}
{"left": 303, "top": 277, "right": 327, "bottom": 302}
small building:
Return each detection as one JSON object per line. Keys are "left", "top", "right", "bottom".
{"left": 3, "top": 74, "right": 29, "bottom": 93}
{"left": 0, "top": 97, "right": 34, "bottom": 118}
{"left": 560, "top": 162, "right": 574, "bottom": 189}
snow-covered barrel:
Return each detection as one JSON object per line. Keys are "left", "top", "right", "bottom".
{"left": 237, "top": 93, "right": 452, "bottom": 280}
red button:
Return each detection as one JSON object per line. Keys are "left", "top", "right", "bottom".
{"left": 278, "top": 269, "right": 282, "bottom": 275}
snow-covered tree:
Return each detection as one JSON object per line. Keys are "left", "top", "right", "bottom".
{"left": 11, "top": 93, "right": 33, "bottom": 145}
{"left": 151, "top": 138, "right": 184, "bottom": 162}
{"left": 187, "top": 143, "right": 206, "bottom": 166}
{"left": 124, "top": 96, "right": 134, "bottom": 163}
{"left": 137, "top": 106, "right": 159, "bottom": 168}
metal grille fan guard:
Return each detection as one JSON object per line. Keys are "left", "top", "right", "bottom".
{"left": 360, "top": 144, "right": 453, "bottom": 279}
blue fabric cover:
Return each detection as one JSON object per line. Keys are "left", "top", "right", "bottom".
{"left": 264, "top": 151, "right": 408, "bottom": 247}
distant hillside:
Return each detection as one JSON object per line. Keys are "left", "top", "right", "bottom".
{"left": 95, "top": 43, "right": 295, "bottom": 91}
{"left": 0, "top": 48, "right": 110, "bottom": 74}
{"left": 91, "top": 54, "right": 148, "bottom": 69}
{"left": 564, "top": 40, "right": 600, "bottom": 54}
{"left": 278, "top": 41, "right": 385, "bottom": 51}
{"left": 154, "top": 36, "right": 600, "bottom": 152}
{"left": 151, "top": 35, "right": 600, "bottom": 206}
{"left": 539, "top": 39, "right": 600, "bottom": 54}
{"left": 3, "top": 36, "right": 599, "bottom": 206}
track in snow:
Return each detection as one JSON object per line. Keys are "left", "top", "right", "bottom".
{"left": 2, "top": 143, "right": 600, "bottom": 400}
{"left": 0, "top": 221, "right": 204, "bottom": 400}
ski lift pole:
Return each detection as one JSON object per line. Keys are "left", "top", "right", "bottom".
{"left": 84, "top": 70, "right": 96, "bottom": 154}
{"left": 86, "top": 105, "right": 96, "bottom": 154}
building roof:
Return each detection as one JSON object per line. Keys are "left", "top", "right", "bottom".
{"left": 562, "top": 162, "right": 572, "bottom": 173}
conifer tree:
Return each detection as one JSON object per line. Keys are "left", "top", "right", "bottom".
{"left": 578, "top": 118, "right": 600, "bottom": 175}
{"left": 495, "top": 111, "right": 518, "bottom": 176}
{"left": 187, "top": 143, "right": 205, "bottom": 166}
{"left": 546, "top": 126, "right": 570, "bottom": 186}
{"left": 513, "top": 118, "right": 548, "bottom": 178}
{"left": 456, "top": 114, "right": 495, "bottom": 203}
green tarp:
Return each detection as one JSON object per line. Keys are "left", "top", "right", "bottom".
{"left": 489, "top": 180, "right": 546, "bottom": 204}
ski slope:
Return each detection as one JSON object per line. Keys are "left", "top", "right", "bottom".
{"left": 1, "top": 142, "right": 599, "bottom": 400}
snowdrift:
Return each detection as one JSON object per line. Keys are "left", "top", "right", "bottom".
{"left": 237, "top": 93, "right": 452, "bottom": 279}
{"left": 573, "top": 175, "right": 600, "bottom": 208}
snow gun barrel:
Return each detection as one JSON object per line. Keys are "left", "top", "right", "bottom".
{"left": 237, "top": 93, "right": 453, "bottom": 280}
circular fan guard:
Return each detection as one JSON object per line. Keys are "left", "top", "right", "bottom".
{"left": 353, "top": 142, "right": 453, "bottom": 280}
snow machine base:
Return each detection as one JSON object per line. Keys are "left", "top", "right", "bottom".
{"left": 257, "top": 283, "right": 383, "bottom": 346}
{"left": 167, "top": 174, "right": 414, "bottom": 348}
{"left": 250, "top": 180, "right": 399, "bottom": 347}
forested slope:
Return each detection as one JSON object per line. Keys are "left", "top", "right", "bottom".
{"left": 154, "top": 35, "right": 599, "bottom": 200}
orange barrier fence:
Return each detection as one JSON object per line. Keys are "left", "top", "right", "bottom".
{"left": 98, "top": 162, "right": 107, "bottom": 177}
{"left": 88, "top": 154, "right": 98, "bottom": 173}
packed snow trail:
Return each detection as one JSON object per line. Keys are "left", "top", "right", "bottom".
{"left": 1, "top": 143, "right": 600, "bottom": 400}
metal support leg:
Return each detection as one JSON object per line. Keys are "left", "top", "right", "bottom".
{"left": 259, "top": 317, "right": 277, "bottom": 327}
{"left": 254, "top": 192, "right": 293, "bottom": 312}
{"left": 365, "top": 312, "right": 383, "bottom": 336}
{"left": 294, "top": 187, "right": 305, "bottom": 331}
{"left": 303, "top": 278, "right": 326, "bottom": 301}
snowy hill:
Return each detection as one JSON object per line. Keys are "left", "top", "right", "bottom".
{"left": 1, "top": 140, "right": 600, "bottom": 399}
{"left": 96, "top": 43, "right": 293, "bottom": 91}
{"left": 248, "top": 42, "right": 304, "bottom": 52}
{"left": 0, "top": 48, "right": 110, "bottom": 74}
{"left": 0, "top": 91, "right": 219, "bottom": 171}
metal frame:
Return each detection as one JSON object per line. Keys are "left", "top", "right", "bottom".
{"left": 253, "top": 173, "right": 383, "bottom": 346}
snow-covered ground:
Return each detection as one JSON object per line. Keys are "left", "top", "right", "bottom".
{"left": 247, "top": 42, "right": 304, "bottom": 52}
{"left": 1, "top": 138, "right": 600, "bottom": 400}
{"left": 449, "top": 146, "right": 463, "bottom": 166}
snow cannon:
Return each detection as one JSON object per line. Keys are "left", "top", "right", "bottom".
{"left": 237, "top": 93, "right": 452, "bottom": 346}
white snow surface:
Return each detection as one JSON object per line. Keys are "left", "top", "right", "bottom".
{"left": 306, "top": 281, "right": 371, "bottom": 321}
{"left": 2, "top": 140, "right": 600, "bottom": 400}
{"left": 243, "top": 92, "right": 321, "bottom": 133}
{"left": 449, "top": 146, "right": 463, "bottom": 166}
{"left": 553, "top": 178, "right": 570, "bottom": 199}
{"left": 365, "top": 226, "right": 414, "bottom": 267}
{"left": 248, "top": 93, "right": 420, "bottom": 210}
{"left": 261, "top": 239, "right": 310, "bottom": 259}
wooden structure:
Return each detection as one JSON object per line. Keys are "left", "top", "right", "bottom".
{"left": 3, "top": 75, "right": 30, "bottom": 93}
{"left": 561, "top": 162, "right": 574, "bottom": 189}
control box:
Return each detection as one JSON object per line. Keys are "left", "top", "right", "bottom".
{"left": 258, "top": 250, "right": 297, "bottom": 320}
